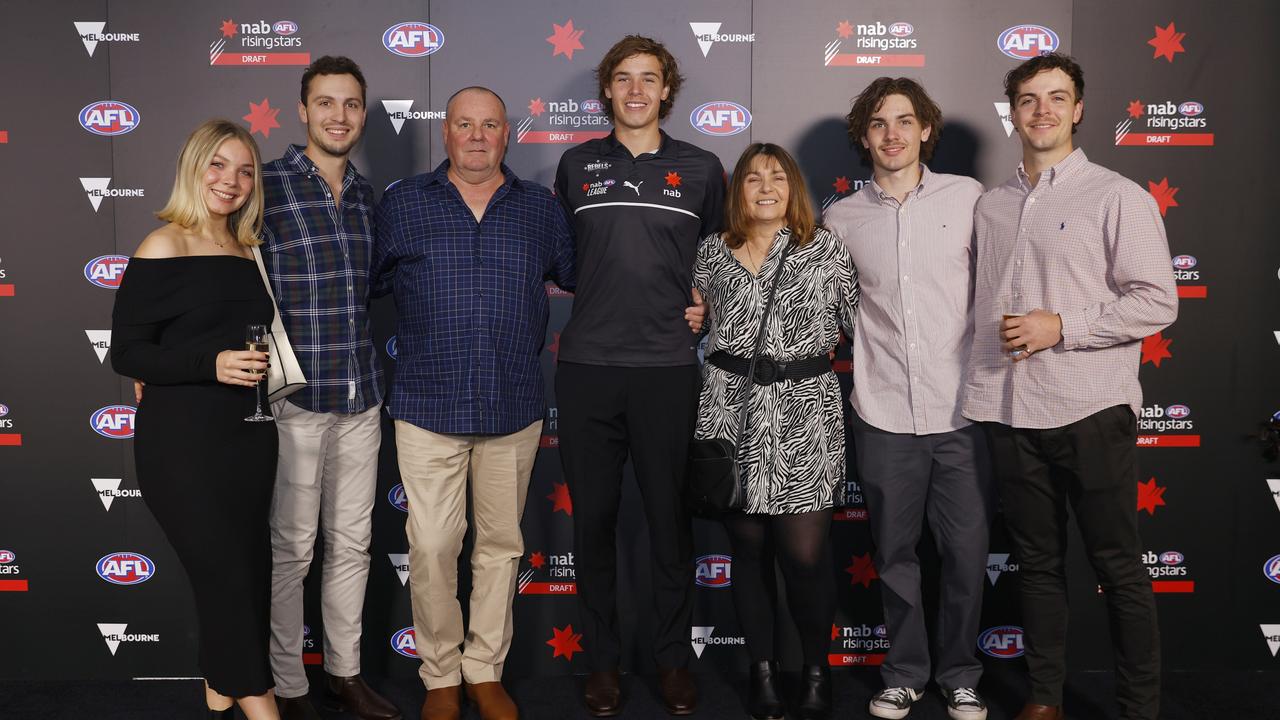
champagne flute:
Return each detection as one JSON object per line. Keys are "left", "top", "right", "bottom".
{"left": 244, "top": 324, "right": 273, "bottom": 422}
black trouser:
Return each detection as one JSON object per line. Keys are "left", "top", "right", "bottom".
{"left": 985, "top": 405, "right": 1160, "bottom": 720}
{"left": 555, "top": 362, "right": 700, "bottom": 671}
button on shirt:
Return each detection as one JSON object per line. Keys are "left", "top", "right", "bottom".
{"left": 261, "top": 145, "right": 383, "bottom": 414}
{"left": 373, "top": 161, "right": 576, "bottom": 436}
{"left": 826, "top": 165, "right": 983, "bottom": 435}
{"left": 961, "top": 148, "right": 1178, "bottom": 429}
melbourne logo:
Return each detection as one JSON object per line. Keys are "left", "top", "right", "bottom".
{"left": 690, "top": 101, "right": 752, "bottom": 136}
{"left": 994, "top": 102, "right": 1015, "bottom": 137}
{"left": 96, "top": 552, "right": 154, "bottom": 585}
{"left": 79, "top": 101, "right": 139, "bottom": 136}
{"left": 92, "top": 478, "right": 141, "bottom": 511}
{"left": 73, "top": 22, "right": 140, "bottom": 57}
{"left": 978, "top": 625, "right": 1025, "bottom": 658}
{"left": 1265, "top": 554, "right": 1280, "bottom": 585}
{"left": 1268, "top": 479, "right": 1280, "bottom": 513}
{"left": 1115, "top": 99, "right": 1214, "bottom": 147}
{"left": 210, "top": 18, "right": 309, "bottom": 66}
{"left": 84, "top": 255, "right": 128, "bottom": 289}
{"left": 825, "top": 19, "right": 924, "bottom": 67}
{"left": 688, "top": 22, "right": 755, "bottom": 58}
{"left": 690, "top": 626, "right": 746, "bottom": 658}
{"left": 90, "top": 405, "right": 136, "bottom": 439}
{"left": 98, "top": 623, "right": 159, "bottom": 656}
{"left": 381, "top": 101, "right": 445, "bottom": 135}
{"left": 986, "top": 553, "right": 1019, "bottom": 585}
{"left": 80, "top": 178, "right": 145, "bottom": 212}
{"left": 518, "top": 550, "right": 577, "bottom": 595}
{"left": 391, "top": 627, "right": 418, "bottom": 658}
{"left": 518, "top": 97, "right": 610, "bottom": 145}
{"left": 383, "top": 22, "right": 444, "bottom": 57}
{"left": 1262, "top": 625, "right": 1280, "bottom": 658}
{"left": 86, "top": 330, "right": 111, "bottom": 363}
{"left": 1137, "top": 403, "right": 1199, "bottom": 447}
{"left": 695, "top": 554, "right": 732, "bottom": 588}
{"left": 997, "top": 25, "right": 1059, "bottom": 59}
{"left": 387, "top": 483, "right": 409, "bottom": 512}
{"left": 388, "top": 553, "right": 409, "bottom": 586}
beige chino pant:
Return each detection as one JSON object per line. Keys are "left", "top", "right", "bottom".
{"left": 268, "top": 400, "right": 382, "bottom": 697}
{"left": 394, "top": 418, "right": 542, "bottom": 689}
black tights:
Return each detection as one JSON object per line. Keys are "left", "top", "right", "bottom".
{"left": 723, "top": 509, "right": 835, "bottom": 666}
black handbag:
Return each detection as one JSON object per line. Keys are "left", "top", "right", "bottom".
{"left": 688, "top": 237, "right": 794, "bottom": 514}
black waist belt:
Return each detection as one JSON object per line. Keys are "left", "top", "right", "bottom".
{"left": 707, "top": 351, "right": 832, "bottom": 385}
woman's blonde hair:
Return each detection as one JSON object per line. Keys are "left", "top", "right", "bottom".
{"left": 156, "top": 119, "right": 264, "bottom": 246}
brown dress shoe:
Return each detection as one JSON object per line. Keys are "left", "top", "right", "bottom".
{"left": 465, "top": 681, "right": 518, "bottom": 720}
{"left": 277, "top": 695, "right": 322, "bottom": 720}
{"left": 1014, "top": 703, "right": 1063, "bottom": 720}
{"left": 421, "top": 685, "right": 461, "bottom": 720}
{"left": 324, "top": 673, "right": 403, "bottom": 720}
{"left": 657, "top": 666, "right": 697, "bottom": 716}
{"left": 584, "top": 670, "right": 622, "bottom": 717}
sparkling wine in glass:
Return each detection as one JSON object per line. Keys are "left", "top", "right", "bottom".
{"left": 244, "top": 324, "right": 273, "bottom": 422}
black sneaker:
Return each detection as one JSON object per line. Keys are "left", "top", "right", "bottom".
{"left": 940, "top": 687, "right": 988, "bottom": 720}
{"left": 868, "top": 686, "right": 922, "bottom": 719}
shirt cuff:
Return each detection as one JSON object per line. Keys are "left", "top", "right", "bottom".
{"left": 1058, "top": 309, "right": 1088, "bottom": 350}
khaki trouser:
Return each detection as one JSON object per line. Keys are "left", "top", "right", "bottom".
{"left": 268, "top": 400, "right": 382, "bottom": 697}
{"left": 394, "top": 418, "right": 542, "bottom": 689}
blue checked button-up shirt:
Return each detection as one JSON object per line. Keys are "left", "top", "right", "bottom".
{"left": 373, "top": 161, "right": 575, "bottom": 435}
{"left": 261, "top": 145, "right": 383, "bottom": 414}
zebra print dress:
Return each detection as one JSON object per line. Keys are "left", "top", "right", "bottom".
{"left": 693, "top": 226, "right": 860, "bottom": 514}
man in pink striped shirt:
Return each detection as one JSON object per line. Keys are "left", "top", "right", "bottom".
{"left": 826, "top": 77, "right": 992, "bottom": 720}
{"left": 962, "top": 54, "right": 1177, "bottom": 720}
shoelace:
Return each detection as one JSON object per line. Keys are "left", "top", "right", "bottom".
{"left": 950, "top": 688, "right": 982, "bottom": 706}
{"left": 877, "top": 687, "right": 914, "bottom": 703}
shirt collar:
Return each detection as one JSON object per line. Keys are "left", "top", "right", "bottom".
{"left": 867, "top": 163, "right": 931, "bottom": 204}
{"left": 283, "top": 144, "right": 363, "bottom": 184}
{"left": 603, "top": 128, "right": 672, "bottom": 159}
{"left": 1016, "top": 147, "right": 1087, "bottom": 190}
{"left": 425, "top": 159, "right": 522, "bottom": 190}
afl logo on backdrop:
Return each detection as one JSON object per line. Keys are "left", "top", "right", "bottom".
{"left": 96, "top": 552, "right": 154, "bottom": 585}
{"left": 1179, "top": 101, "right": 1203, "bottom": 117}
{"left": 385, "top": 336, "right": 398, "bottom": 360}
{"left": 695, "top": 554, "right": 732, "bottom": 587}
{"left": 1165, "top": 404, "right": 1190, "bottom": 419}
{"left": 888, "top": 22, "right": 914, "bottom": 37}
{"left": 387, "top": 483, "right": 409, "bottom": 513}
{"left": 272, "top": 21, "right": 298, "bottom": 35}
{"left": 0, "top": 550, "right": 14, "bottom": 564}
{"left": 978, "top": 626, "right": 1025, "bottom": 658}
{"left": 1264, "top": 554, "right": 1280, "bottom": 585}
{"left": 689, "top": 101, "right": 752, "bottom": 137}
{"left": 1172, "top": 255, "right": 1197, "bottom": 270}
{"left": 90, "top": 405, "right": 136, "bottom": 439}
{"left": 1160, "top": 551, "right": 1185, "bottom": 565}
{"left": 79, "top": 101, "right": 140, "bottom": 136}
{"left": 391, "top": 627, "right": 418, "bottom": 657}
{"left": 996, "top": 25, "right": 1059, "bottom": 59}
{"left": 582, "top": 99, "right": 604, "bottom": 114}
{"left": 84, "top": 255, "right": 129, "bottom": 289}
{"left": 383, "top": 22, "right": 444, "bottom": 57}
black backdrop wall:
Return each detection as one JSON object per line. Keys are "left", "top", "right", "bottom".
{"left": 1, "top": 0, "right": 1277, "bottom": 683}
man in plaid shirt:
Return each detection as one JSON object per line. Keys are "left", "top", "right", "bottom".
{"left": 260, "top": 56, "right": 399, "bottom": 720}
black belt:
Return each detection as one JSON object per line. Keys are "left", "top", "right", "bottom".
{"left": 707, "top": 351, "right": 832, "bottom": 385}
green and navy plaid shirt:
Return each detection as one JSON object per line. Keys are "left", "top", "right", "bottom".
{"left": 260, "top": 145, "right": 383, "bottom": 414}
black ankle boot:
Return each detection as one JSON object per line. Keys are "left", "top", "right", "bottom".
{"left": 796, "top": 664, "right": 831, "bottom": 719}
{"left": 747, "top": 660, "right": 785, "bottom": 720}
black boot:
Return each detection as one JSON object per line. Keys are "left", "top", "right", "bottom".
{"left": 747, "top": 660, "right": 785, "bottom": 720}
{"left": 796, "top": 664, "right": 831, "bottom": 720}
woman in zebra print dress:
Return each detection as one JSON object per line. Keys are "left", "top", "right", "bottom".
{"left": 692, "top": 143, "right": 859, "bottom": 720}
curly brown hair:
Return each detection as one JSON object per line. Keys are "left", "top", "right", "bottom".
{"left": 845, "top": 77, "right": 942, "bottom": 166}
{"left": 595, "top": 35, "right": 684, "bottom": 122}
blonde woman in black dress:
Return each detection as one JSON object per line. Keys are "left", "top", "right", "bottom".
{"left": 692, "top": 143, "right": 859, "bottom": 720}
{"left": 111, "top": 119, "right": 280, "bottom": 720}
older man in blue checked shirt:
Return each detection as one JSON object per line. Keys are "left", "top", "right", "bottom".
{"left": 372, "top": 86, "right": 575, "bottom": 720}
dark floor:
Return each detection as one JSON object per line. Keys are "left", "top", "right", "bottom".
{"left": 2, "top": 667, "right": 1278, "bottom": 719}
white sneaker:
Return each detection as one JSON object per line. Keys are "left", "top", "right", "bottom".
{"left": 868, "top": 686, "right": 923, "bottom": 719}
{"left": 941, "top": 686, "right": 988, "bottom": 720}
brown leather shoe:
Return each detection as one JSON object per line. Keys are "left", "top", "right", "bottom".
{"left": 277, "top": 695, "right": 322, "bottom": 720}
{"left": 465, "top": 681, "right": 518, "bottom": 720}
{"left": 583, "top": 670, "right": 622, "bottom": 717}
{"left": 323, "top": 673, "right": 403, "bottom": 720}
{"left": 657, "top": 666, "right": 697, "bottom": 716}
{"left": 421, "top": 685, "right": 461, "bottom": 720}
{"left": 1014, "top": 703, "right": 1063, "bottom": 720}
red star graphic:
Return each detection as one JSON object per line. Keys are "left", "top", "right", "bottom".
{"left": 220, "top": 19, "right": 238, "bottom": 38}
{"left": 665, "top": 171, "right": 682, "bottom": 188}
{"left": 1141, "top": 332, "right": 1173, "bottom": 367}
{"left": 529, "top": 551, "right": 546, "bottom": 569}
{"left": 831, "top": 624, "right": 840, "bottom": 641}
{"left": 528, "top": 97, "right": 546, "bottom": 117}
{"left": 1137, "top": 477, "right": 1167, "bottom": 515}
{"left": 1148, "top": 22, "right": 1186, "bottom": 63}
{"left": 547, "top": 19, "right": 585, "bottom": 60}
{"left": 547, "top": 331, "right": 561, "bottom": 363}
{"left": 582, "top": 183, "right": 590, "bottom": 192}
{"left": 243, "top": 98, "right": 281, "bottom": 139}
{"left": 1127, "top": 100, "right": 1145, "bottom": 119}
{"left": 1147, "top": 178, "right": 1179, "bottom": 217}
{"left": 547, "top": 624, "right": 584, "bottom": 660}
{"left": 836, "top": 20, "right": 854, "bottom": 39}
{"left": 833, "top": 176, "right": 852, "bottom": 194}
{"left": 844, "top": 553, "right": 878, "bottom": 588}
{"left": 547, "top": 482, "right": 573, "bottom": 516}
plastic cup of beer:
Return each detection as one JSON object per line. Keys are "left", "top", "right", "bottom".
{"left": 999, "top": 294, "right": 1028, "bottom": 357}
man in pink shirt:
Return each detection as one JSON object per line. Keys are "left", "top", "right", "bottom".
{"left": 962, "top": 54, "right": 1177, "bottom": 720}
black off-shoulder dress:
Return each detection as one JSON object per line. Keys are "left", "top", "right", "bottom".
{"left": 110, "top": 255, "right": 277, "bottom": 697}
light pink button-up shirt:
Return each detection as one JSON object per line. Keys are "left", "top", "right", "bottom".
{"left": 961, "top": 148, "right": 1178, "bottom": 429}
{"left": 826, "top": 165, "right": 983, "bottom": 435}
